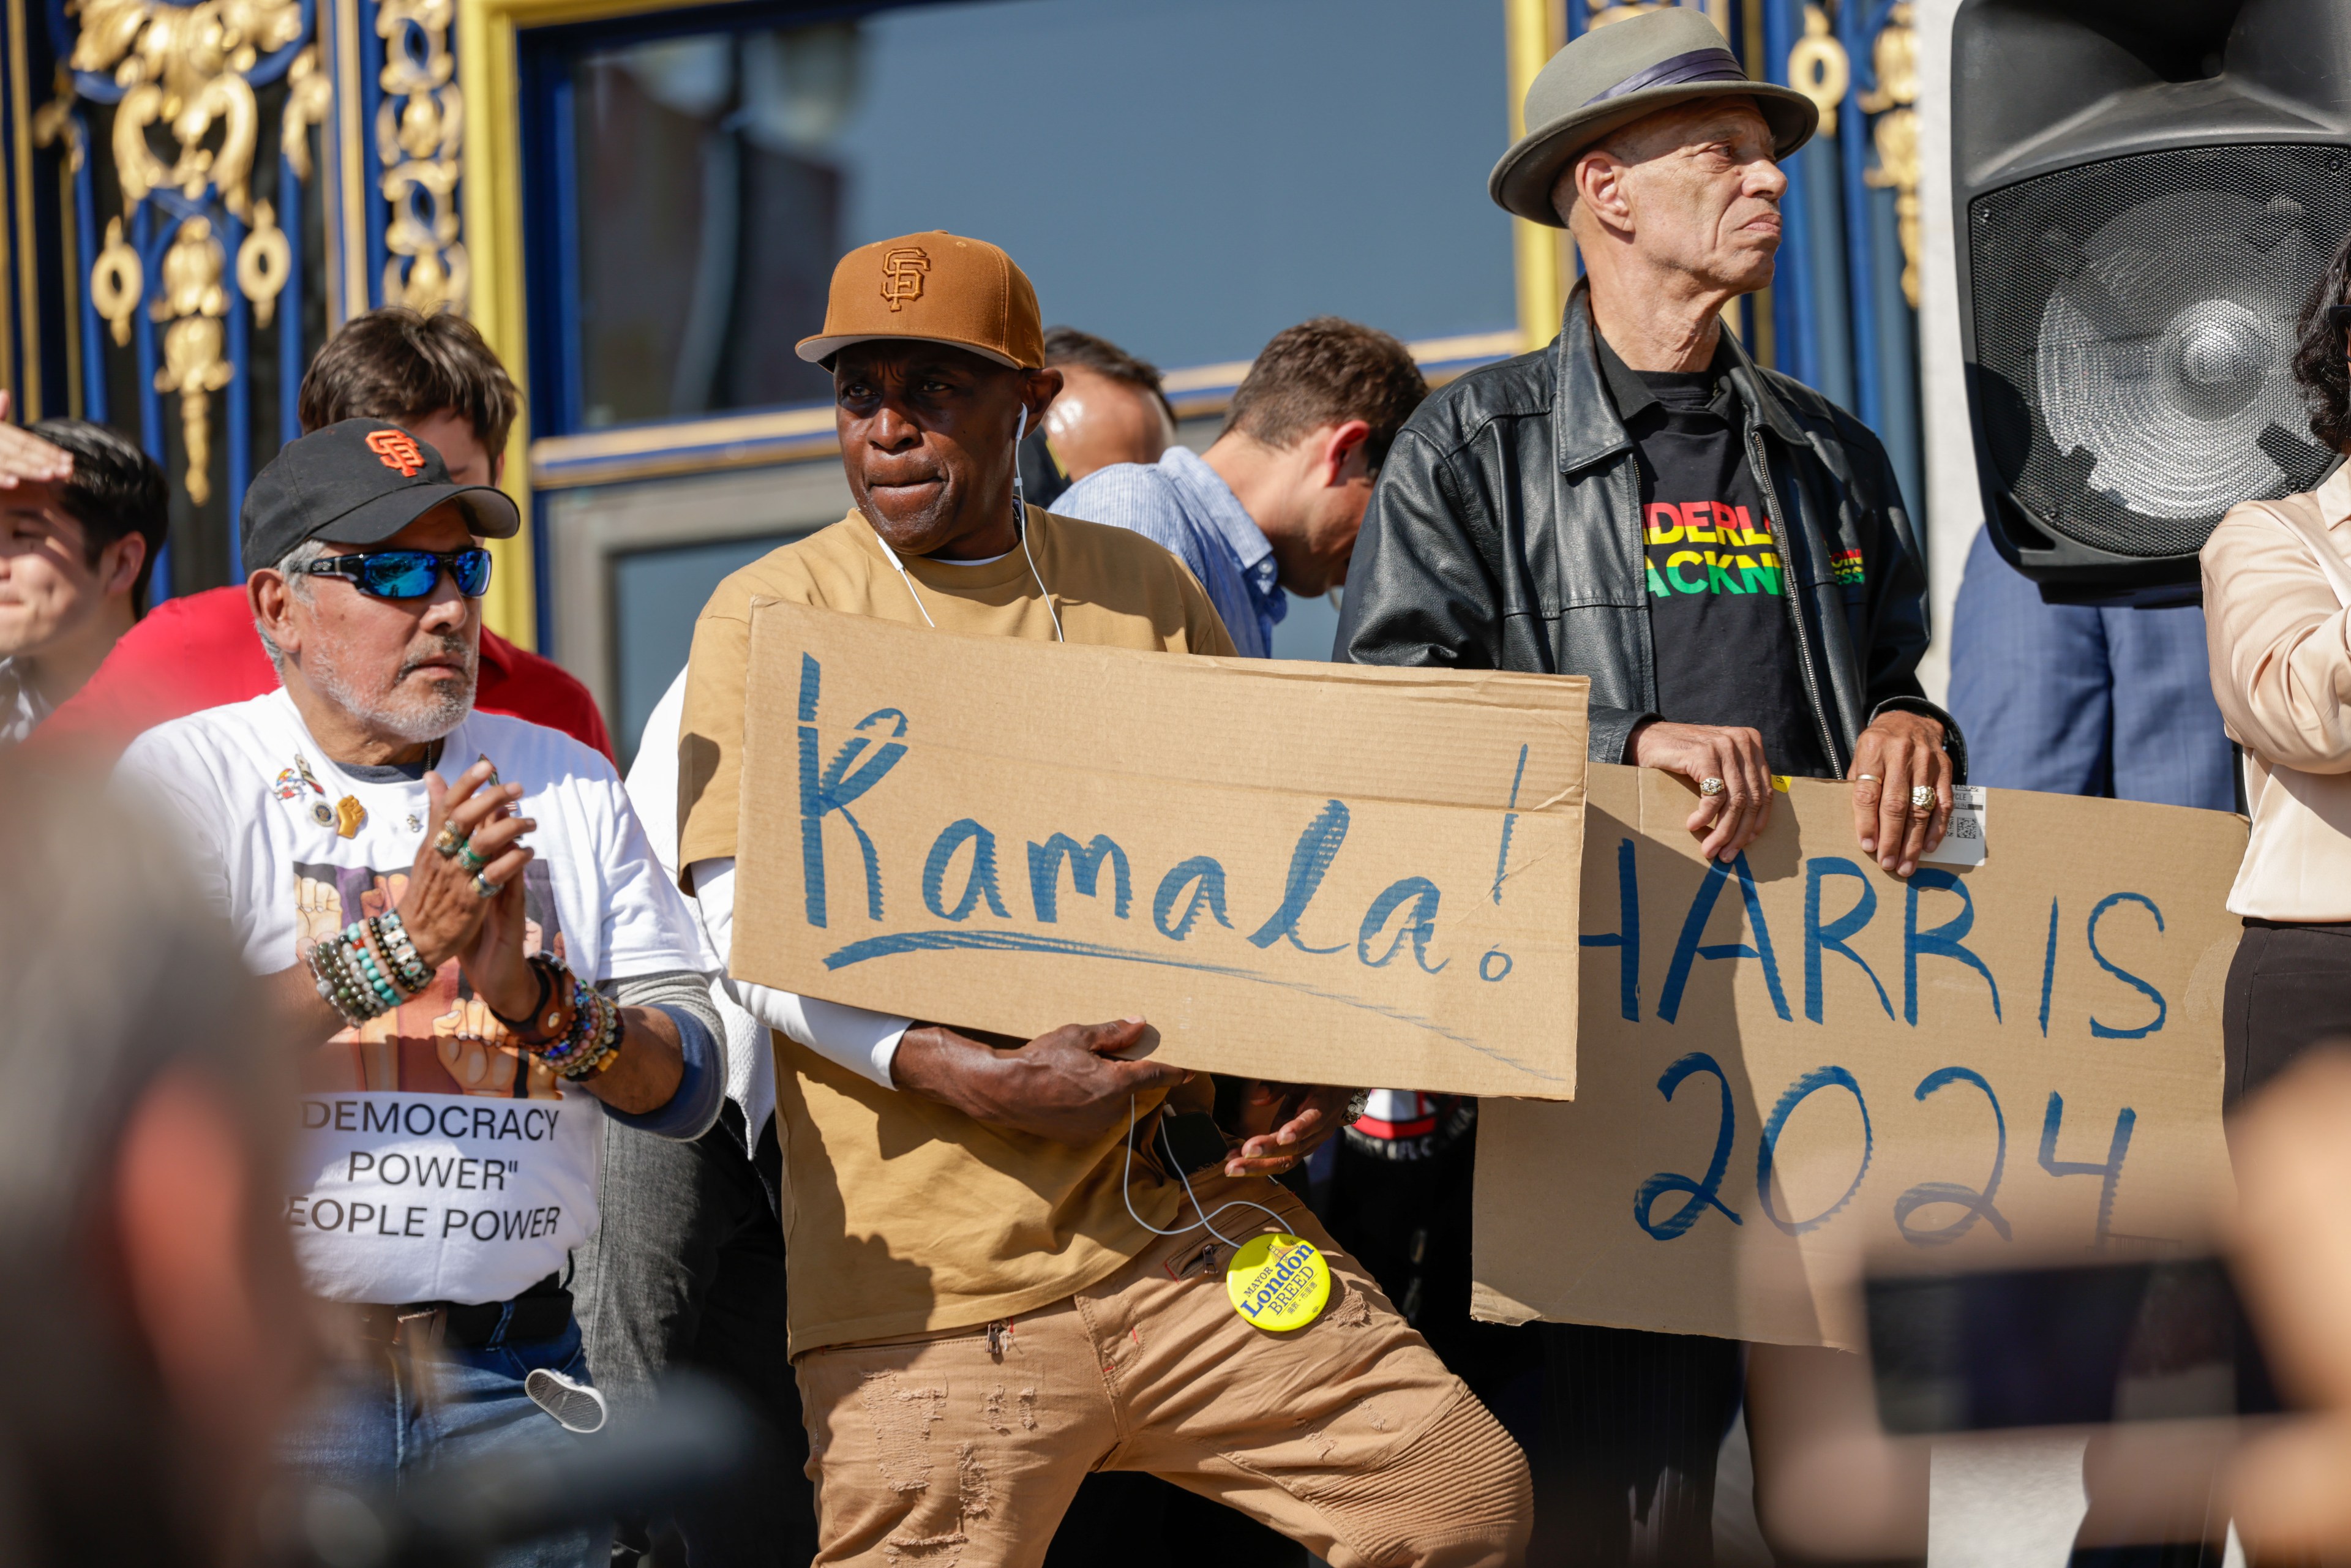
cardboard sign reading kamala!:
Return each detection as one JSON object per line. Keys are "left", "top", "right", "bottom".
{"left": 1474, "top": 765, "right": 2243, "bottom": 1348}
{"left": 729, "top": 602, "right": 1592, "bottom": 1097}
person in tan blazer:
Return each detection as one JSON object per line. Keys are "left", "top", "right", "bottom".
{"left": 2203, "top": 229, "right": 2351, "bottom": 1112}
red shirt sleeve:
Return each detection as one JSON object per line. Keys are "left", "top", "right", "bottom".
{"left": 474, "top": 631, "right": 617, "bottom": 765}
{"left": 31, "top": 587, "right": 279, "bottom": 765}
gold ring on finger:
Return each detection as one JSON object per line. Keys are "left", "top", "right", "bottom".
{"left": 1856, "top": 773, "right": 1880, "bottom": 784}
{"left": 1910, "top": 785, "right": 1936, "bottom": 811}
{"left": 1698, "top": 776, "right": 1726, "bottom": 797}
{"left": 433, "top": 824, "right": 467, "bottom": 859}
{"left": 472, "top": 872, "right": 501, "bottom": 898}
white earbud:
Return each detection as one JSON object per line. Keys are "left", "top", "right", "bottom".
{"left": 1014, "top": 404, "right": 1063, "bottom": 643}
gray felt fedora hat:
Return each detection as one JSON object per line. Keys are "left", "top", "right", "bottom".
{"left": 1491, "top": 7, "right": 1818, "bottom": 227}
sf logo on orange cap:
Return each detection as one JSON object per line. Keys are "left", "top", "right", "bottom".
{"left": 880, "top": 247, "right": 930, "bottom": 312}
{"left": 366, "top": 429, "right": 426, "bottom": 476}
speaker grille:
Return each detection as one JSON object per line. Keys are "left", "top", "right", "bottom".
{"left": 1968, "top": 144, "right": 2348, "bottom": 560}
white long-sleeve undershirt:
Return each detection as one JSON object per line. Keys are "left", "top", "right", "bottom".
{"left": 687, "top": 857, "right": 910, "bottom": 1089}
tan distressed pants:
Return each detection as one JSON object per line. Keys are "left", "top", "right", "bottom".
{"left": 795, "top": 1172, "right": 1531, "bottom": 1567}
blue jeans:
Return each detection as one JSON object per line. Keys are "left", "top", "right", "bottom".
{"left": 281, "top": 1313, "right": 612, "bottom": 1568}
{"left": 1947, "top": 525, "right": 2234, "bottom": 811}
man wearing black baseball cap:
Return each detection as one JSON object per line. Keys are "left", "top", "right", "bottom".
{"left": 114, "top": 418, "right": 726, "bottom": 1567}
{"left": 1340, "top": 7, "right": 1962, "bottom": 1562}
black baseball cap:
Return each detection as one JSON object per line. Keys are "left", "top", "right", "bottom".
{"left": 240, "top": 418, "right": 521, "bottom": 573}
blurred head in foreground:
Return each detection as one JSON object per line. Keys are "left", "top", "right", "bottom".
{"left": 0, "top": 761, "right": 307, "bottom": 1564}
{"left": 2228, "top": 1046, "right": 2351, "bottom": 1555}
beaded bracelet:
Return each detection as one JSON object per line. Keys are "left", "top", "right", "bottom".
{"left": 309, "top": 939, "right": 375, "bottom": 1028}
{"left": 535, "top": 972, "right": 604, "bottom": 1070}
{"left": 349, "top": 925, "right": 403, "bottom": 1011}
{"left": 506, "top": 962, "right": 626, "bottom": 1082}
{"left": 532, "top": 976, "right": 589, "bottom": 1068}
{"left": 370, "top": 911, "right": 434, "bottom": 994}
{"left": 311, "top": 928, "right": 389, "bottom": 1026}
{"left": 324, "top": 931, "right": 373, "bottom": 1020}
{"left": 557, "top": 986, "right": 624, "bottom": 1082}
{"left": 317, "top": 934, "right": 370, "bottom": 1025}
{"left": 307, "top": 913, "right": 435, "bottom": 1029}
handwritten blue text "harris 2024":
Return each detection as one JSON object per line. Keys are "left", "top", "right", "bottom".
{"left": 1582, "top": 835, "right": 2164, "bottom": 1253}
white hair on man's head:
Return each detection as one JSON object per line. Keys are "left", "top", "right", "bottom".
{"left": 255, "top": 539, "right": 331, "bottom": 677}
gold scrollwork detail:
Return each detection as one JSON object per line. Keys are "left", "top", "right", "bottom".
{"left": 1787, "top": 4, "right": 1850, "bottom": 138}
{"left": 57, "top": 0, "right": 320, "bottom": 508}
{"left": 1858, "top": 4, "right": 1922, "bottom": 307}
{"left": 76, "top": 0, "right": 304, "bottom": 221}
{"left": 91, "top": 216, "right": 144, "bottom": 348}
{"left": 238, "top": 198, "right": 291, "bottom": 327}
{"left": 152, "top": 217, "right": 234, "bottom": 506}
{"left": 376, "top": 0, "right": 466, "bottom": 315}
{"left": 32, "top": 68, "right": 87, "bottom": 173}
{"left": 280, "top": 43, "right": 331, "bottom": 181}
{"left": 1856, "top": 3, "right": 1918, "bottom": 115}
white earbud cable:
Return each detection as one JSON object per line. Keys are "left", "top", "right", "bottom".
{"left": 1012, "top": 405, "right": 1063, "bottom": 643}
{"left": 1119, "top": 1094, "right": 1291, "bottom": 1252}
{"left": 866, "top": 402, "right": 1060, "bottom": 642}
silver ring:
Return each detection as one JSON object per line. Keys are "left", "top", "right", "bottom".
{"left": 472, "top": 872, "right": 501, "bottom": 898}
{"left": 1856, "top": 773, "right": 1880, "bottom": 784}
{"left": 1910, "top": 785, "right": 1936, "bottom": 811}
{"left": 1698, "top": 777, "right": 1726, "bottom": 798}
{"left": 433, "top": 823, "right": 467, "bottom": 859}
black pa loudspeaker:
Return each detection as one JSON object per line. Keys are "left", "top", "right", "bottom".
{"left": 1952, "top": 0, "right": 2351, "bottom": 602}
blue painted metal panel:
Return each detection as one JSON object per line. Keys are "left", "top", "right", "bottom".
{"left": 70, "top": 113, "right": 103, "bottom": 425}
{"left": 1869, "top": 183, "right": 1922, "bottom": 516}
{"left": 1800, "top": 135, "right": 1853, "bottom": 410}
{"left": 361, "top": 2, "right": 389, "bottom": 309}
{"left": 131, "top": 204, "right": 168, "bottom": 600}
{"left": 224, "top": 207, "right": 252, "bottom": 569}
{"left": 280, "top": 148, "right": 305, "bottom": 454}
{"left": 38, "top": 0, "right": 321, "bottom": 596}
{"left": 1763, "top": 0, "right": 1815, "bottom": 389}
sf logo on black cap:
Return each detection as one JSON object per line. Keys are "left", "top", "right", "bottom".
{"left": 366, "top": 429, "right": 426, "bottom": 476}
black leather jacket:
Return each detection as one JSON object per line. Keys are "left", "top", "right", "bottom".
{"left": 1337, "top": 287, "right": 1963, "bottom": 781}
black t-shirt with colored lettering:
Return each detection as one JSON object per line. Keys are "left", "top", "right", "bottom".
{"left": 1598, "top": 334, "right": 1834, "bottom": 779}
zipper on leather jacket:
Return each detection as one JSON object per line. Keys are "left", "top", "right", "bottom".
{"left": 1745, "top": 427, "right": 1846, "bottom": 776}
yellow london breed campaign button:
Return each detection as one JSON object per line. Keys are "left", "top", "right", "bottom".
{"left": 1226, "top": 1233, "right": 1331, "bottom": 1330}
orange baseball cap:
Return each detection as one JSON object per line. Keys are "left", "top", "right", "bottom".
{"left": 795, "top": 231, "right": 1046, "bottom": 370}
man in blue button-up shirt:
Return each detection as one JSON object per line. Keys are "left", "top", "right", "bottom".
{"left": 1058, "top": 318, "right": 1427, "bottom": 658}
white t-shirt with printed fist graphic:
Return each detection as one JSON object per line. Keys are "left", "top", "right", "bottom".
{"left": 119, "top": 690, "right": 711, "bottom": 1305}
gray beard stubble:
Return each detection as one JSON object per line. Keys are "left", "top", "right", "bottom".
{"left": 308, "top": 635, "right": 479, "bottom": 744}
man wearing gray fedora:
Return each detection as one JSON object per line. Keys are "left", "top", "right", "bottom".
{"left": 1339, "top": 7, "right": 1962, "bottom": 1562}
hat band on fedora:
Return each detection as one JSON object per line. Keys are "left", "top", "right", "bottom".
{"left": 1583, "top": 45, "right": 1750, "bottom": 107}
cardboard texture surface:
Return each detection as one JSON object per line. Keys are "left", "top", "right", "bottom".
{"left": 730, "top": 602, "right": 1592, "bottom": 1097}
{"left": 1474, "top": 765, "right": 2243, "bottom": 1348}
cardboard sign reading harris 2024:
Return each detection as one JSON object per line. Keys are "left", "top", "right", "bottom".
{"left": 728, "top": 601, "right": 1592, "bottom": 1098}
{"left": 1473, "top": 765, "right": 2244, "bottom": 1348}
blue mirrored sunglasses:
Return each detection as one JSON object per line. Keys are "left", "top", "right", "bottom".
{"left": 294, "top": 547, "right": 493, "bottom": 601}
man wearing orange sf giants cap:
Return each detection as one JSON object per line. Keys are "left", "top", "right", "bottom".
{"left": 673, "top": 233, "right": 1532, "bottom": 1566}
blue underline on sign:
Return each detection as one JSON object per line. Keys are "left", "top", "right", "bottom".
{"left": 819, "top": 929, "right": 1561, "bottom": 1081}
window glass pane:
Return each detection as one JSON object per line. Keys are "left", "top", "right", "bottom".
{"left": 610, "top": 533, "right": 810, "bottom": 767}
{"left": 568, "top": 0, "right": 1513, "bottom": 430}
{"left": 1269, "top": 591, "right": 1341, "bottom": 664}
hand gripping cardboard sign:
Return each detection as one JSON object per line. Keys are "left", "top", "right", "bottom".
{"left": 728, "top": 602, "right": 1591, "bottom": 1098}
